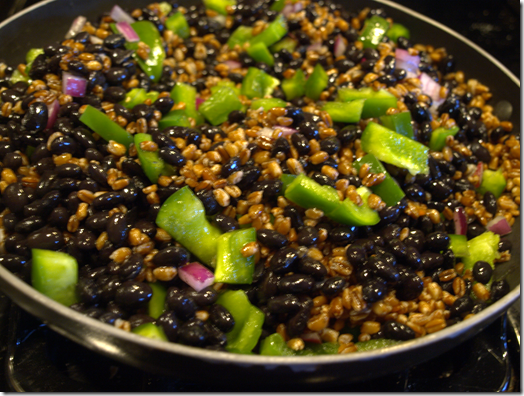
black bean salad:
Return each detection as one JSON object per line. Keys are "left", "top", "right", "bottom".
{"left": 0, "top": 0, "right": 520, "bottom": 356}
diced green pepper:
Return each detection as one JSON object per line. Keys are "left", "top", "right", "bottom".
{"left": 359, "top": 15, "right": 390, "bottom": 49}
{"left": 477, "top": 168, "right": 506, "bottom": 198}
{"left": 199, "top": 86, "right": 243, "bottom": 125}
{"left": 461, "top": 231, "right": 500, "bottom": 272}
{"left": 380, "top": 111, "right": 414, "bottom": 139}
{"left": 281, "top": 69, "right": 306, "bottom": 101}
{"left": 356, "top": 338, "right": 403, "bottom": 352}
{"left": 361, "top": 121, "right": 429, "bottom": 175}
{"left": 203, "top": 0, "right": 236, "bottom": 15}
{"left": 241, "top": 67, "right": 280, "bottom": 99}
{"left": 249, "top": 14, "right": 288, "bottom": 48}
{"left": 122, "top": 88, "right": 159, "bottom": 109}
{"left": 327, "top": 187, "right": 380, "bottom": 227}
{"left": 428, "top": 126, "right": 460, "bottom": 151}
{"left": 215, "top": 228, "right": 257, "bottom": 284}
{"left": 250, "top": 98, "right": 287, "bottom": 111}
{"left": 304, "top": 63, "right": 328, "bottom": 101}
{"left": 158, "top": 109, "right": 191, "bottom": 130}
{"left": 227, "top": 26, "right": 254, "bottom": 49}
{"left": 31, "top": 249, "right": 79, "bottom": 306}
{"left": 448, "top": 234, "right": 469, "bottom": 258}
{"left": 353, "top": 153, "right": 406, "bottom": 206}
{"left": 132, "top": 323, "right": 168, "bottom": 341}
{"left": 296, "top": 342, "right": 339, "bottom": 356}
{"left": 270, "top": 36, "right": 298, "bottom": 53}
{"left": 10, "top": 69, "right": 30, "bottom": 85}
{"left": 156, "top": 186, "right": 223, "bottom": 266}
{"left": 148, "top": 282, "right": 167, "bottom": 319}
{"left": 386, "top": 23, "right": 410, "bottom": 43}
{"left": 129, "top": 21, "right": 166, "bottom": 83}
{"left": 338, "top": 87, "right": 398, "bottom": 119}
{"left": 134, "top": 133, "right": 174, "bottom": 183}
{"left": 260, "top": 333, "right": 296, "bottom": 356}
{"left": 170, "top": 82, "right": 205, "bottom": 125}
{"left": 25, "top": 48, "right": 44, "bottom": 74}
{"left": 210, "top": 80, "right": 241, "bottom": 96}
{"left": 247, "top": 42, "right": 274, "bottom": 66}
{"left": 165, "top": 11, "right": 190, "bottom": 39}
{"left": 79, "top": 105, "right": 134, "bottom": 148}
{"left": 216, "top": 290, "right": 264, "bottom": 354}
{"left": 280, "top": 173, "right": 297, "bottom": 192}
{"left": 269, "top": 0, "right": 286, "bottom": 12}
{"left": 321, "top": 100, "right": 365, "bottom": 123}
{"left": 158, "top": 2, "right": 173, "bottom": 15}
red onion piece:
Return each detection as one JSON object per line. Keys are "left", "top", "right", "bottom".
{"left": 65, "top": 16, "right": 87, "bottom": 39}
{"left": 274, "top": 125, "right": 298, "bottom": 136}
{"left": 419, "top": 72, "right": 443, "bottom": 106}
{"left": 46, "top": 99, "right": 60, "bottom": 130}
{"left": 300, "top": 331, "right": 322, "bottom": 344}
{"left": 257, "top": 127, "right": 274, "bottom": 138}
{"left": 472, "top": 162, "right": 483, "bottom": 188}
{"left": 307, "top": 42, "right": 324, "bottom": 52}
{"left": 195, "top": 97, "right": 205, "bottom": 110}
{"left": 293, "top": 2, "right": 304, "bottom": 13}
{"left": 178, "top": 262, "right": 215, "bottom": 292}
{"left": 453, "top": 207, "right": 467, "bottom": 235}
{"left": 395, "top": 48, "right": 420, "bottom": 78}
{"left": 486, "top": 216, "right": 512, "bottom": 236}
{"left": 116, "top": 21, "right": 140, "bottom": 42}
{"left": 222, "top": 60, "right": 242, "bottom": 70}
{"left": 110, "top": 5, "right": 135, "bottom": 24}
{"left": 333, "top": 34, "right": 347, "bottom": 58}
{"left": 62, "top": 71, "right": 87, "bottom": 97}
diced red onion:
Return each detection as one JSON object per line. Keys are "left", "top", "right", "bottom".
{"left": 307, "top": 42, "right": 324, "bottom": 52}
{"left": 116, "top": 21, "right": 140, "bottom": 42}
{"left": 89, "top": 35, "right": 104, "bottom": 45}
{"left": 257, "top": 127, "right": 274, "bottom": 138}
{"left": 65, "top": 16, "right": 87, "bottom": 39}
{"left": 486, "top": 216, "right": 512, "bottom": 236}
{"left": 274, "top": 125, "right": 298, "bottom": 136}
{"left": 453, "top": 207, "right": 467, "bottom": 235}
{"left": 472, "top": 162, "right": 484, "bottom": 188}
{"left": 300, "top": 331, "right": 322, "bottom": 344}
{"left": 395, "top": 48, "right": 419, "bottom": 78}
{"left": 178, "top": 262, "right": 215, "bottom": 292}
{"left": 333, "top": 34, "right": 347, "bottom": 58}
{"left": 222, "top": 60, "right": 242, "bottom": 70}
{"left": 282, "top": 2, "right": 303, "bottom": 17}
{"left": 195, "top": 97, "right": 205, "bottom": 110}
{"left": 419, "top": 72, "right": 443, "bottom": 106}
{"left": 46, "top": 99, "right": 60, "bottom": 130}
{"left": 110, "top": 5, "right": 135, "bottom": 24}
{"left": 62, "top": 71, "right": 87, "bottom": 97}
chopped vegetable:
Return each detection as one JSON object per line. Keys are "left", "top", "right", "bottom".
{"left": 116, "top": 21, "right": 140, "bottom": 42}
{"left": 148, "top": 282, "right": 167, "bottom": 319}
{"left": 134, "top": 133, "right": 171, "bottom": 183}
{"left": 448, "top": 234, "right": 469, "bottom": 258}
{"left": 428, "top": 126, "right": 460, "bottom": 151}
{"left": 477, "top": 168, "right": 506, "bottom": 198}
{"left": 110, "top": 5, "right": 135, "bottom": 24}
{"left": 165, "top": 11, "right": 190, "bottom": 39}
{"left": 227, "top": 25, "right": 253, "bottom": 49}
{"left": 128, "top": 21, "right": 165, "bottom": 83}
{"left": 249, "top": 14, "right": 287, "bottom": 48}
{"left": 250, "top": 98, "right": 287, "bottom": 111}
{"left": 199, "top": 85, "right": 243, "bottom": 125}
{"left": 62, "top": 71, "right": 87, "bottom": 97}
{"left": 356, "top": 338, "right": 403, "bottom": 351}
{"left": 462, "top": 231, "right": 500, "bottom": 272}
{"left": 132, "top": 322, "right": 168, "bottom": 341}
{"left": 215, "top": 228, "right": 257, "bottom": 284}
{"left": 321, "top": 100, "right": 365, "bottom": 123}
{"left": 304, "top": 63, "right": 328, "bottom": 101}
{"left": 79, "top": 105, "right": 134, "bottom": 148}
{"left": 241, "top": 67, "right": 280, "bottom": 99}
{"left": 203, "top": 0, "right": 236, "bottom": 16}
{"left": 359, "top": 15, "right": 390, "bottom": 49}
{"left": 247, "top": 41, "right": 274, "bottom": 66}
{"left": 281, "top": 69, "right": 306, "bottom": 101}
{"left": 122, "top": 88, "right": 159, "bottom": 109}
{"left": 386, "top": 23, "right": 410, "bottom": 43}
{"left": 337, "top": 87, "right": 398, "bottom": 119}
{"left": 485, "top": 216, "right": 512, "bottom": 236}
{"left": 178, "top": 262, "right": 216, "bottom": 291}
{"left": 170, "top": 82, "right": 205, "bottom": 125}
{"left": 380, "top": 111, "right": 415, "bottom": 139}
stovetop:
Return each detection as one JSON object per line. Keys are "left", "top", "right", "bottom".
{"left": 0, "top": 0, "right": 521, "bottom": 392}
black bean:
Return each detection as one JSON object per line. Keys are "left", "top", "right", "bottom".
{"left": 362, "top": 279, "right": 387, "bottom": 303}
{"left": 106, "top": 212, "right": 130, "bottom": 246}
{"left": 290, "top": 133, "right": 310, "bottom": 155}
{"left": 405, "top": 246, "right": 423, "bottom": 270}
{"left": 467, "top": 223, "right": 486, "bottom": 239}
{"left": 3, "top": 152, "right": 22, "bottom": 170}
{"left": 287, "top": 306, "right": 310, "bottom": 338}
{"left": 387, "top": 238, "right": 408, "bottom": 260}
{"left": 157, "top": 311, "right": 179, "bottom": 342}
{"left": 483, "top": 191, "right": 497, "bottom": 215}
{"left": 283, "top": 205, "right": 304, "bottom": 230}
{"left": 267, "top": 294, "right": 302, "bottom": 314}
{"left": 128, "top": 314, "right": 155, "bottom": 329}
{"left": 346, "top": 243, "right": 367, "bottom": 268}
{"left": 0, "top": 254, "right": 28, "bottom": 273}
{"left": 178, "top": 320, "right": 206, "bottom": 346}
{"left": 118, "top": 253, "right": 143, "bottom": 280}
{"left": 311, "top": 172, "right": 336, "bottom": 188}
{"left": 278, "top": 274, "right": 315, "bottom": 294}
{"left": 469, "top": 141, "right": 491, "bottom": 164}
{"left": 106, "top": 67, "right": 128, "bottom": 84}
{"left": 321, "top": 276, "right": 347, "bottom": 296}
{"left": 55, "top": 163, "right": 83, "bottom": 179}
{"left": 424, "top": 231, "right": 450, "bottom": 252}
{"left": 188, "top": 286, "right": 218, "bottom": 307}
{"left": 269, "top": 247, "right": 299, "bottom": 274}
{"left": 209, "top": 304, "right": 235, "bottom": 332}
{"left": 429, "top": 180, "right": 453, "bottom": 201}
{"left": 21, "top": 102, "right": 48, "bottom": 132}
{"left": 14, "top": 215, "right": 45, "bottom": 234}
{"left": 213, "top": 213, "right": 240, "bottom": 232}
{"left": 4, "top": 233, "right": 30, "bottom": 257}
{"left": 295, "top": 256, "right": 327, "bottom": 280}
{"left": 296, "top": 226, "right": 319, "bottom": 246}
{"left": 382, "top": 321, "right": 416, "bottom": 340}
{"left": 236, "top": 165, "right": 261, "bottom": 190}
{"left": 328, "top": 226, "right": 357, "bottom": 245}
{"left": 395, "top": 265, "right": 423, "bottom": 301}
{"left": 98, "top": 275, "right": 121, "bottom": 302}
{"left": 404, "top": 184, "right": 427, "bottom": 203}
{"left": 490, "top": 279, "right": 510, "bottom": 302}
{"left": 76, "top": 277, "right": 101, "bottom": 304}
{"left": 26, "top": 227, "right": 64, "bottom": 250}
{"left": 449, "top": 296, "right": 474, "bottom": 318}
{"left": 49, "top": 135, "right": 77, "bottom": 155}
{"left": 471, "top": 301, "right": 488, "bottom": 314}
{"left": 367, "top": 256, "right": 399, "bottom": 285}
{"left": 250, "top": 179, "right": 283, "bottom": 200}
{"left": 472, "top": 260, "right": 493, "bottom": 284}
{"left": 403, "top": 229, "right": 425, "bottom": 251}
{"left": 166, "top": 287, "right": 196, "bottom": 320}
{"left": 87, "top": 163, "right": 109, "bottom": 187}
{"left": 92, "top": 191, "right": 124, "bottom": 211}
{"left": 258, "top": 270, "right": 280, "bottom": 303}
{"left": 498, "top": 239, "right": 512, "bottom": 252}
{"left": 2, "top": 213, "right": 18, "bottom": 232}
{"left": 420, "top": 251, "right": 444, "bottom": 271}
{"left": 47, "top": 206, "right": 69, "bottom": 228}
{"left": 153, "top": 246, "right": 189, "bottom": 268}
{"left": 3, "top": 182, "right": 29, "bottom": 214}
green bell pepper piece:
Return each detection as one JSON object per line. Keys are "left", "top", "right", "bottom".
{"left": 31, "top": 249, "right": 79, "bottom": 306}
{"left": 304, "top": 63, "right": 328, "bottom": 101}
{"left": 386, "top": 23, "right": 410, "bottom": 43}
{"left": 269, "top": 0, "right": 286, "bottom": 12}
{"left": 129, "top": 21, "right": 165, "bottom": 83}
{"left": 477, "top": 168, "right": 506, "bottom": 198}
{"left": 356, "top": 338, "right": 403, "bottom": 352}
{"left": 203, "top": 0, "right": 236, "bottom": 15}
{"left": 327, "top": 187, "right": 380, "bottom": 226}
{"left": 247, "top": 42, "right": 274, "bottom": 66}
{"left": 281, "top": 69, "right": 305, "bottom": 101}
{"left": 461, "top": 231, "right": 500, "bottom": 272}
{"left": 158, "top": 109, "right": 191, "bottom": 130}
{"left": 270, "top": 36, "right": 298, "bottom": 53}
{"left": 132, "top": 322, "right": 168, "bottom": 341}
{"left": 448, "top": 234, "right": 469, "bottom": 258}
{"left": 227, "top": 26, "right": 254, "bottom": 49}
{"left": 122, "top": 88, "right": 160, "bottom": 109}
{"left": 241, "top": 67, "right": 280, "bottom": 99}
{"left": 148, "top": 282, "right": 167, "bottom": 319}
{"left": 428, "top": 126, "right": 460, "bottom": 151}
{"left": 215, "top": 228, "right": 257, "bottom": 284}
{"left": 249, "top": 14, "right": 288, "bottom": 48}
{"left": 158, "top": 2, "right": 172, "bottom": 15}
{"left": 210, "top": 80, "right": 241, "bottom": 96}
{"left": 361, "top": 121, "right": 429, "bottom": 175}
{"left": 379, "top": 111, "right": 414, "bottom": 139}
{"left": 199, "top": 86, "right": 243, "bottom": 125}
{"left": 338, "top": 87, "right": 398, "bottom": 119}
{"left": 25, "top": 48, "right": 44, "bottom": 74}
{"left": 134, "top": 133, "right": 171, "bottom": 183}
{"left": 170, "top": 82, "right": 205, "bottom": 125}
{"left": 10, "top": 69, "right": 30, "bottom": 85}
{"left": 156, "top": 186, "right": 223, "bottom": 266}
{"left": 353, "top": 153, "right": 406, "bottom": 206}
{"left": 280, "top": 173, "right": 297, "bottom": 192}
{"left": 296, "top": 342, "right": 339, "bottom": 356}
{"left": 250, "top": 98, "right": 287, "bottom": 111}
{"left": 165, "top": 11, "right": 190, "bottom": 39}
{"left": 79, "top": 105, "right": 134, "bottom": 148}
{"left": 359, "top": 15, "right": 390, "bottom": 49}
{"left": 217, "top": 290, "right": 265, "bottom": 354}
{"left": 321, "top": 100, "right": 365, "bottom": 123}
{"left": 260, "top": 333, "right": 296, "bottom": 356}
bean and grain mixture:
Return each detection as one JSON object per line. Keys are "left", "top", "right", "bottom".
{"left": 0, "top": 0, "right": 520, "bottom": 355}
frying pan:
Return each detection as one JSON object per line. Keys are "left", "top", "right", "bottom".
{"left": 0, "top": 0, "right": 520, "bottom": 387}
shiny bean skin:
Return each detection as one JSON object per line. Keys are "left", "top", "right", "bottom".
{"left": 267, "top": 294, "right": 302, "bottom": 314}
{"left": 178, "top": 319, "right": 206, "bottom": 347}
{"left": 92, "top": 192, "right": 124, "bottom": 210}
{"left": 329, "top": 226, "right": 357, "bottom": 245}
{"left": 166, "top": 287, "right": 197, "bottom": 320}
{"left": 0, "top": 254, "right": 28, "bottom": 273}
{"left": 115, "top": 280, "right": 152, "bottom": 308}
{"left": 269, "top": 247, "right": 299, "bottom": 274}
{"left": 118, "top": 253, "right": 143, "bottom": 280}
{"left": 157, "top": 311, "right": 179, "bottom": 342}
{"left": 382, "top": 320, "right": 416, "bottom": 340}
{"left": 256, "top": 229, "right": 287, "bottom": 249}
{"left": 153, "top": 246, "right": 189, "bottom": 267}
{"left": 26, "top": 227, "right": 64, "bottom": 250}
{"left": 213, "top": 214, "right": 240, "bottom": 232}
{"left": 287, "top": 306, "right": 311, "bottom": 338}
{"left": 188, "top": 286, "right": 219, "bottom": 307}
{"left": 420, "top": 251, "right": 444, "bottom": 271}
{"left": 106, "top": 212, "right": 131, "bottom": 246}
{"left": 209, "top": 304, "right": 235, "bottom": 332}
{"left": 3, "top": 182, "right": 29, "bottom": 214}
{"left": 278, "top": 274, "right": 315, "bottom": 294}
{"left": 362, "top": 278, "right": 387, "bottom": 303}
{"left": 85, "top": 211, "right": 110, "bottom": 231}
{"left": 295, "top": 255, "right": 328, "bottom": 280}
{"left": 14, "top": 215, "right": 45, "bottom": 234}
{"left": 424, "top": 231, "right": 450, "bottom": 252}
{"left": 296, "top": 226, "right": 319, "bottom": 246}
{"left": 321, "top": 276, "right": 347, "bottom": 296}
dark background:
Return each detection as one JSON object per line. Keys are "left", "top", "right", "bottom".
{"left": 0, "top": 0, "right": 520, "bottom": 78}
